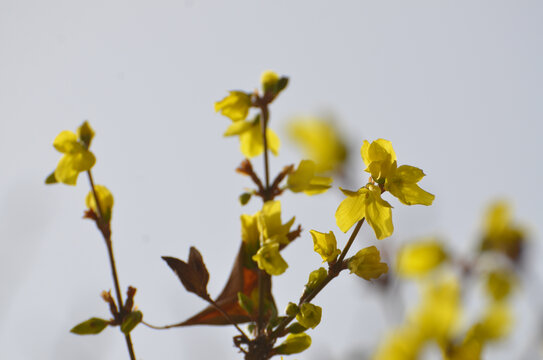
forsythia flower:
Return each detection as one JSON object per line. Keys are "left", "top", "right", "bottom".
{"left": 252, "top": 241, "right": 288, "bottom": 276}
{"left": 485, "top": 270, "right": 515, "bottom": 302}
{"left": 480, "top": 201, "right": 525, "bottom": 262}
{"left": 373, "top": 326, "right": 424, "bottom": 360}
{"left": 288, "top": 117, "right": 348, "bottom": 173}
{"left": 86, "top": 185, "right": 114, "bottom": 222}
{"left": 304, "top": 267, "right": 327, "bottom": 293}
{"left": 287, "top": 160, "right": 332, "bottom": 195}
{"left": 296, "top": 303, "right": 322, "bottom": 329}
{"left": 214, "top": 91, "right": 252, "bottom": 122}
{"left": 396, "top": 239, "right": 447, "bottom": 278}
{"left": 385, "top": 163, "right": 435, "bottom": 206}
{"left": 257, "top": 201, "right": 295, "bottom": 245}
{"left": 261, "top": 70, "right": 280, "bottom": 92}
{"left": 335, "top": 184, "right": 393, "bottom": 239}
{"left": 274, "top": 333, "right": 312, "bottom": 355}
{"left": 361, "top": 139, "right": 397, "bottom": 183}
{"left": 310, "top": 230, "right": 340, "bottom": 263}
{"left": 223, "top": 115, "right": 280, "bottom": 158}
{"left": 348, "top": 246, "right": 388, "bottom": 281}
{"left": 48, "top": 121, "right": 96, "bottom": 185}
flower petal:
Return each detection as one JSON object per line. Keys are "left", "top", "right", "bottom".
{"left": 335, "top": 189, "right": 366, "bottom": 232}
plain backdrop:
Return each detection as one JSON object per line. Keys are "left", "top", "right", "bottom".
{"left": 1, "top": 1, "right": 542, "bottom": 359}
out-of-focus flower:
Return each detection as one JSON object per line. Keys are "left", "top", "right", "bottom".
{"left": 223, "top": 115, "right": 280, "bottom": 158}
{"left": 288, "top": 117, "right": 347, "bottom": 173}
{"left": 287, "top": 160, "right": 332, "bottom": 195}
{"left": 396, "top": 239, "right": 447, "bottom": 278}
{"left": 215, "top": 91, "right": 252, "bottom": 122}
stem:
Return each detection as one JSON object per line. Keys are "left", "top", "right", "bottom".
{"left": 256, "top": 101, "right": 272, "bottom": 338}
{"left": 209, "top": 299, "right": 250, "bottom": 341}
{"left": 87, "top": 171, "right": 137, "bottom": 360}
{"left": 271, "top": 219, "right": 365, "bottom": 338}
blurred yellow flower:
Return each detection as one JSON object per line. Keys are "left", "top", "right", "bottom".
{"left": 485, "top": 270, "right": 515, "bottom": 302}
{"left": 287, "top": 160, "right": 332, "bottom": 195}
{"left": 335, "top": 184, "right": 393, "bottom": 239}
{"left": 215, "top": 91, "right": 252, "bottom": 122}
{"left": 396, "top": 239, "right": 447, "bottom": 278}
{"left": 288, "top": 117, "right": 347, "bottom": 173}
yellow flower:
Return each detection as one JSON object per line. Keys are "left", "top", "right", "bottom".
{"left": 86, "top": 185, "right": 114, "bottom": 222}
{"left": 296, "top": 303, "right": 322, "bottom": 329}
{"left": 49, "top": 123, "right": 96, "bottom": 185}
{"left": 304, "top": 267, "right": 327, "bottom": 293}
{"left": 385, "top": 164, "right": 435, "bottom": 206}
{"left": 373, "top": 326, "right": 424, "bottom": 360}
{"left": 411, "top": 276, "right": 461, "bottom": 342}
{"left": 214, "top": 91, "right": 252, "bottom": 122}
{"left": 335, "top": 184, "right": 393, "bottom": 239}
{"left": 223, "top": 115, "right": 280, "bottom": 158}
{"left": 480, "top": 201, "right": 525, "bottom": 262}
{"left": 348, "top": 246, "right": 388, "bottom": 280}
{"left": 288, "top": 117, "right": 347, "bottom": 173}
{"left": 257, "top": 201, "right": 295, "bottom": 244}
{"left": 361, "top": 139, "right": 397, "bottom": 183}
{"left": 252, "top": 241, "right": 288, "bottom": 276}
{"left": 396, "top": 239, "right": 447, "bottom": 278}
{"left": 261, "top": 70, "right": 279, "bottom": 92}
{"left": 274, "top": 333, "right": 312, "bottom": 355}
{"left": 287, "top": 160, "right": 332, "bottom": 195}
{"left": 310, "top": 230, "right": 340, "bottom": 263}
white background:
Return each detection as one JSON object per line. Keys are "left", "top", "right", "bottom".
{"left": 1, "top": 1, "right": 542, "bottom": 359}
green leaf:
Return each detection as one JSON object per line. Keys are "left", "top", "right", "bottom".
{"left": 237, "top": 292, "right": 254, "bottom": 315}
{"left": 121, "top": 311, "right": 143, "bottom": 334}
{"left": 275, "top": 77, "right": 289, "bottom": 94}
{"left": 286, "top": 322, "right": 307, "bottom": 334}
{"left": 239, "top": 192, "right": 252, "bottom": 206}
{"left": 70, "top": 317, "right": 109, "bottom": 335}
{"left": 45, "top": 171, "right": 58, "bottom": 184}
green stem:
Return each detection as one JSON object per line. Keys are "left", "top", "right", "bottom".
{"left": 87, "top": 171, "right": 137, "bottom": 360}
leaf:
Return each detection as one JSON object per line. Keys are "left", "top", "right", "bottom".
{"left": 162, "top": 247, "right": 210, "bottom": 300}
{"left": 45, "top": 171, "right": 58, "bottom": 184}
{"left": 121, "top": 311, "right": 143, "bottom": 334}
{"left": 70, "top": 317, "right": 109, "bottom": 335}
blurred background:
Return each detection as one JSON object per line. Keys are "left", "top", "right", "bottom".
{"left": 1, "top": 1, "right": 542, "bottom": 359}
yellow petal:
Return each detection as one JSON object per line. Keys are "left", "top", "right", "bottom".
{"left": 335, "top": 188, "right": 367, "bottom": 233}
{"left": 214, "top": 91, "right": 251, "bottom": 122}
{"left": 53, "top": 131, "right": 81, "bottom": 154}
{"left": 239, "top": 123, "right": 264, "bottom": 158}
{"left": 223, "top": 120, "right": 253, "bottom": 136}
{"left": 266, "top": 128, "right": 280, "bottom": 156}
{"left": 387, "top": 183, "right": 435, "bottom": 206}
{"left": 252, "top": 241, "right": 288, "bottom": 276}
{"left": 394, "top": 165, "right": 425, "bottom": 183}
{"left": 287, "top": 160, "right": 316, "bottom": 193}
{"left": 296, "top": 303, "right": 322, "bottom": 329}
{"left": 274, "top": 333, "right": 312, "bottom": 355}
{"left": 86, "top": 185, "right": 114, "bottom": 222}
{"left": 348, "top": 246, "right": 388, "bottom": 280}
{"left": 54, "top": 155, "right": 80, "bottom": 185}
{"left": 365, "top": 185, "right": 393, "bottom": 240}
{"left": 310, "top": 230, "right": 340, "bottom": 263}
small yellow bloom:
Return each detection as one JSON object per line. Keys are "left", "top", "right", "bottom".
{"left": 287, "top": 160, "right": 332, "bottom": 195}
{"left": 214, "top": 91, "right": 252, "bottom": 122}
{"left": 274, "top": 333, "right": 312, "bottom": 355}
{"left": 480, "top": 201, "right": 525, "bottom": 262}
{"left": 304, "top": 267, "right": 327, "bottom": 293}
{"left": 223, "top": 116, "right": 280, "bottom": 158}
{"left": 288, "top": 117, "right": 347, "bottom": 173}
{"left": 348, "top": 246, "right": 388, "bottom": 281}
{"left": 373, "top": 326, "right": 424, "bottom": 360}
{"left": 257, "top": 201, "right": 295, "bottom": 244}
{"left": 252, "top": 241, "right": 288, "bottom": 276}
{"left": 396, "top": 239, "right": 447, "bottom": 278}
{"left": 310, "top": 230, "right": 340, "bottom": 263}
{"left": 335, "top": 184, "right": 393, "bottom": 239}
{"left": 385, "top": 164, "right": 435, "bottom": 206}
{"left": 261, "top": 70, "right": 280, "bottom": 92}
{"left": 296, "top": 303, "right": 322, "bottom": 329}
{"left": 361, "top": 139, "right": 397, "bottom": 183}
{"left": 86, "top": 185, "right": 114, "bottom": 222}
{"left": 476, "top": 303, "right": 512, "bottom": 341}
{"left": 50, "top": 124, "right": 96, "bottom": 185}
